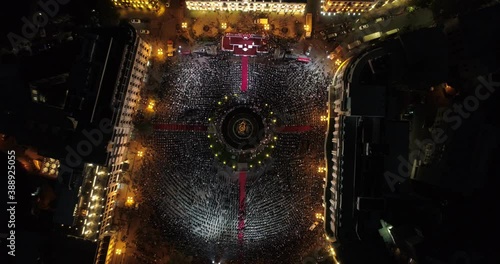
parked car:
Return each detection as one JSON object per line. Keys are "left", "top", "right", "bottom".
{"left": 327, "top": 32, "right": 338, "bottom": 38}
{"left": 347, "top": 40, "right": 361, "bottom": 50}
{"left": 139, "top": 29, "right": 150, "bottom": 34}
{"left": 130, "top": 18, "right": 141, "bottom": 24}
{"left": 321, "top": 27, "right": 339, "bottom": 39}
{"left": 375, "top": 17, "right": 385, "bottom": 23}
{"left": 167, "top": 40, "right": 174, "bottom": 57}
{"left": 359, "top": 24, "right": 369, "bottom": 30}
{"left": 305, "top": 44, "right": 312, "bottom": 56}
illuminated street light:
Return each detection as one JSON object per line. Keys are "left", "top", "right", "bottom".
{"left": 126, "top": 196, "right": 134, "bottom": 207}
{"left": 264, "top": 24, "right": 270, "bottom": 30}
{"left": 315, "top": 213, "right": 323, "bottom": 219}
{"left": 221, "top": 22, "right": 227, "bottom": 29}
{"left": 181, "top": 22, "right": 188, "bottom": 29}
{"left": 329, "top": 246, "right": 337, "bottom": 257}
{"left": 147, "top": 100, "right": 155, "bottom": 111}
{"left": 320, "top": 115, "right": 327, "bottom": 121}
{"left": 157, "top": 48, "right": 163, "bottom": 56}
{"left": 116, "top": 249, "right": 122, "bottom": 255}
{"left": 335, "top": 59, "right": 341, "bottom": 66}
{"left": 137, "top": 151, "right": 144, "bottom": 157}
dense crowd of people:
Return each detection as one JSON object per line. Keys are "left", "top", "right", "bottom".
{"left": 138, "top": 51, "right": 332, "bottom": 262}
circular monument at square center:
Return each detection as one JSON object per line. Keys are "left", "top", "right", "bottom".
{"left": 221, "top": 107, "right": 265, "bottom": 150}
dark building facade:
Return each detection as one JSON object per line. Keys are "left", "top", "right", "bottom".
{"left": 324, "top": 4, "right": 500, "bottom": 263}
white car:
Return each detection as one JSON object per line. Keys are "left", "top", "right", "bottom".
{"left": 359, "top": 24, "right": 369, "bottom": 30}
{"left": 375, "top": 17, "right": 385, "bottom": 23}
{"left": 130, "top": 18, "right": 141, "bottom": 24}
{"left": 328, "top": 32, "right": 338, "bottom": 38}
{"left": 139, "top": 29, "right": 150, "bottom": 34}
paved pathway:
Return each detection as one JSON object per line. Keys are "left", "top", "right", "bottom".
{"left": 241, "top": 56, "right": 248, "bottom": 92}
{"left": 237, "top": 170, "right": 247, "bottom": 243}
{"left": 153, "top": 124, "right": 208, "bottom": 131}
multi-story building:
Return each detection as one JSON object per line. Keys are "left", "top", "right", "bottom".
{"left": 320, "top": 0, "right": 377, "bottom": 16}
{"left": 186, "top": 0, "right": 306, "bottom": 13}
{"left": 111, "top": 0, "right": 160, "bottom": 11}
{"left": 55, "top": 23, "right": 150, "bottom": 243}
{"left": 94, "top": 233, "right": 117, "bottom": 264}
{"left": 1, "top": 23, "right": 150, "bottom": 170}
{"left": 86, "top": 25, "right": 151, "bottom": 264}
{"left": 49, "top": 22, "right": 151, "bottom": 262}
{"left": 96, "top": 29, "right": 150, "bottom": 243}
{"left": 221, "top": 33, "right": 269, "bottom": 56}
{"left": 324, "top": 5, "right": 500, "bottom": 262}
{"left": 72, "top": 164, "right": 109, "bottom": 241}
{"left": 1, "top": 21, "right": 151, "bottom": 255}
{"left": 323, "top": 41, "right": 412, "bottom": 264}
{"left": 0, "top": 19, "right": 150, "bottom": 263}
{"left": 322, "top": 22, "right": 471, "bottom": 262}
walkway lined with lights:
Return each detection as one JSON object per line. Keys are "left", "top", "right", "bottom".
{"left": 153, "top": 124, "right": 208, "bottom": 131}
{"left": 241, "top": 56, "right": 248, "bottom": 92}
{"left": 238, "top": 56, "right": 248, "bottom": 263}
